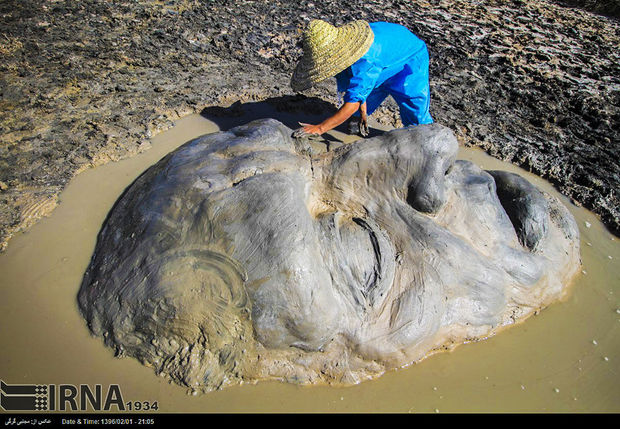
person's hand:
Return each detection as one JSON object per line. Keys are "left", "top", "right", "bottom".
{"left": 292, "top": 122, "right": 322, "bottom": 138}
{"left": 359, "top": 102, "right": 369, "bottom": 137}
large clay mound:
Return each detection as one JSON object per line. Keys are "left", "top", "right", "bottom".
{"left": 78, "top": 119, "right": 580, "bottom": 392}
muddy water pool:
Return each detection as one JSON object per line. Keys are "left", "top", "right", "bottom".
{"left": 0, "top": 113, "right": 617, "bottom": 413}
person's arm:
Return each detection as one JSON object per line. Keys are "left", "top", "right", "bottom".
{"left": 298, "top": 101, "right": 361, "bottom": 135}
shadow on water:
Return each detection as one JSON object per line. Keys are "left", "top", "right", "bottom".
{"left": 199, "top": 94, "right": 387, "bottom": 141}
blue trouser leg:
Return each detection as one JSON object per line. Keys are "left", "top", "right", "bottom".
{"left": 392, "top": 85, "right": 433, "bottom": 126}
{"left": 384, "top": 47, "right": 433, "bottom": 126}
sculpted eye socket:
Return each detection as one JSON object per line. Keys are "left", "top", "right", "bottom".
{"left": 351, "top": 217, "right": 382, "bottom": 299}
{"left": 338, "top": 216, "right": 394, "bottom": 310}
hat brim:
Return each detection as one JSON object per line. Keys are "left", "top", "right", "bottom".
{"left": 291, "top": 20, "right": 374, "bottom": 92}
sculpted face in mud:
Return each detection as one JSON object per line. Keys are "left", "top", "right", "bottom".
{"left": 78, "top": 119, "right": 580, "bottom": 391}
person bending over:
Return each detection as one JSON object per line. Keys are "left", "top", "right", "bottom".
{"left": 291, "top": 19, "right": 433, "bottom": 138}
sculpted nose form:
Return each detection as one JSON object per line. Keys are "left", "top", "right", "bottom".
{"left": 322, "top": 124, "right": 456, "bottom": 216}
{"left": 407, "top": 181, "right": 445, "bottom": 214}
{"left": 402, "top": 124, "right": 456, "bottom": 215}
{"left": 406, "top": 159, "right": 449, "bottom": 214}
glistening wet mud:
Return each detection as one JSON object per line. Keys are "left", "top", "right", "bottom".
{"left": 0, "top": 112, "right": 617, "bottom": 412}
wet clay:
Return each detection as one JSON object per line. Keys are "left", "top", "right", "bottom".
{"left": 77, "top": 117, "right": 580, "bottom": 392}
{"left": 0, "top": 114, "right": 617, "bottom": 412}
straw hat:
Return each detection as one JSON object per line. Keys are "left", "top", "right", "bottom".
{"left": 291, "top": 19, "right": 374, "bottom": 92}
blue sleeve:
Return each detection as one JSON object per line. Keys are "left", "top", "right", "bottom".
{"left": 343, "top": 58, "right": 382, "bottom": 103}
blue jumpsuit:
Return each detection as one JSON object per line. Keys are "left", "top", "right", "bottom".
{"left": 336, "top": 22, "right": 433, "bottom": 126}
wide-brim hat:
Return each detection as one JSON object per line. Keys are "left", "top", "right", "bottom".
{"left": 291, "top": 19, "right": 374, "bottom": 92}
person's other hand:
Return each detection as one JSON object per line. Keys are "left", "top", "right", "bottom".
{"left": 359, "top": 102, "right": 369, "bottom": 137}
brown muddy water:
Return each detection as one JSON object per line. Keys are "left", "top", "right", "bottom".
{"left": 0, "top": 112, "right": 618, "bottom": 413}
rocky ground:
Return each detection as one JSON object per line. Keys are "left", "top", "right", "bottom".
{"left": 0, "top": 0, "right": 618, "bottom": 251}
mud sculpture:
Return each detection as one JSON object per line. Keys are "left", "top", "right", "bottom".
{"left": 78, "top": 119, "right": 580, "bottom": 392}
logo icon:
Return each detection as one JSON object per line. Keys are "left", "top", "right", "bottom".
{"left": 0, "top": 381, "right": 53, "bottom": 411}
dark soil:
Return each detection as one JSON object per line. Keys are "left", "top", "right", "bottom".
{"left": 0, "top": 0, "right": 618, "bottom": 251}
{"left": 552, "top": 0, "right": 620, "bottom": 18}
